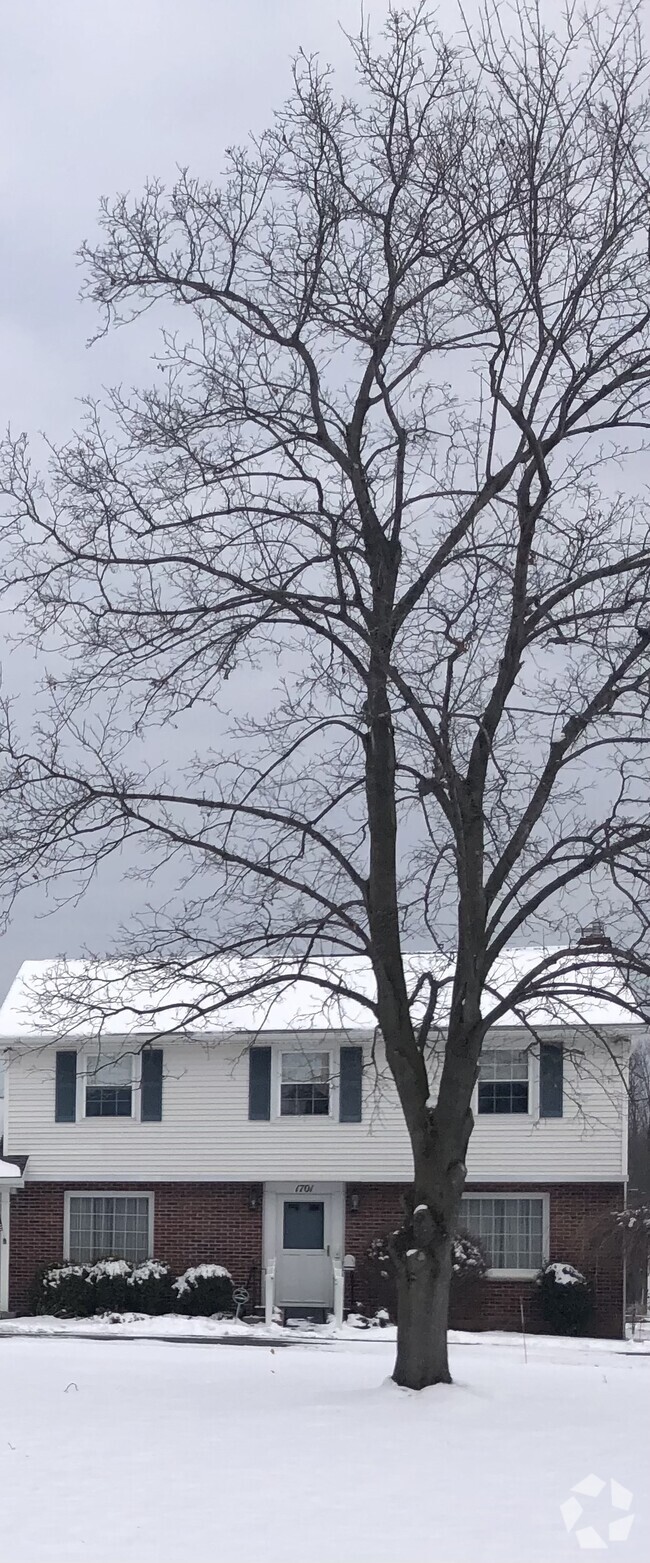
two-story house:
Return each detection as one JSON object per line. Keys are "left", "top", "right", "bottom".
{"left": 0, "top": 951, "right": 637, "bottom": 1334}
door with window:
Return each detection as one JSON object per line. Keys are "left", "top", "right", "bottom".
{"left": 275, "top": 1194, "right": 334, "bottom": 1308}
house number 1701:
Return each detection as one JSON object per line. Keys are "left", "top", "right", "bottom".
{"left": 294, "top": 1183, "right": 314, "bottom": 1194}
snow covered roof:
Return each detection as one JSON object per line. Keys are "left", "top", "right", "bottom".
{"left": 0, "top": 949, "right": 642, "bottom": 1041}
{"left": 0, "top": 1156, "right": 26, "bottom": 1181}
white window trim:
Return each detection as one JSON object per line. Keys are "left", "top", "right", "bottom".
{"left": 63, "top": 1190, "right": 155, "bottom": 1262}
{"left": 474, "top": 1045, "right": 538, "bottom": 1122}
{"left": 461, "top": 1190, "right": 550, "bottom": 1280}
{"left": 81, "top": 1051, "right": 139, "bottom": 1122}
{"left": 273, "top": 1046, "right": 338, "bottom": 1121}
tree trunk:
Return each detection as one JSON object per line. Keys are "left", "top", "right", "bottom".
{"left": 392, "top": 1230, "right": 453, "bottom": 1390}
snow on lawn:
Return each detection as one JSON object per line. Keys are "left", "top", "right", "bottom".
{"left": 0, "top": 1334, "right": 647, "bottom": 1563}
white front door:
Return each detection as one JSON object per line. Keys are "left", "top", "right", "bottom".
{"left": 275, "top": 1194, "right": 334, "bottom": 1308}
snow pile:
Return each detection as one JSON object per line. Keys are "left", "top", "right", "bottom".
{"left": 0, "top": 1332, "right": 647, "bottom": 1562}
{"left": 545, "top": 1261, "right": 586, "bottom": 1287}
{"left": 129, "top": 1261, "right": 170, "bottom": 1283}
{"left": 86, "top": 1259, "right": 131, "bottom": 1282}
{"left": 42, "top": 1264, "right": 86, "bottom": 1290}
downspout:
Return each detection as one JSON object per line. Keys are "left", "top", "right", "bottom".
{"left": 0, "top": 1186, "right": 10, "bottom": 1315}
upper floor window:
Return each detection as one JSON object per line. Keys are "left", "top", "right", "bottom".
{"left": 280, "top": 1051, "right": 330, "bottom": 1116}
{"left": 85, "top": 1054, "right": 133, "bottom": 1118}
{"left": 478, "top": 1047, "right": 529, "bottom": 1114}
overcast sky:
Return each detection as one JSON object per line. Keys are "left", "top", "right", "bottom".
{"left": 0, "top": 0, "right": 399, "bottom": 1000}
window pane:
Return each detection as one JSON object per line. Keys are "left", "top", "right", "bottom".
{"left": 283, "top": 1201, "right": 325, "bottom": 1250}
{"left": 281, "top": 1052, "right": 329, "bottom": 1083}
{"left": 88, "top": 1054, "right": 132, "bottom": 1085}
{"left": 68, "top": 1195, "right": 150, "bottom": 1263}
{"left": 280, "top": 1081, "right": 330, "bottom": 1116}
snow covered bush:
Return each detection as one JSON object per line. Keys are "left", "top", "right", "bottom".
{"left": 32, "top": 1258, "right": 234, "bottom": 1317}
{"left": 127, "top": 1260, "right": 174, "bottom": 1315}
{"left": 172, "top": 1264, "right": 234, "bottom": 1316}
{"left": 32, "top": 1258, "right": 173, "bottom": 1316}
{"left": 451, "top": 1233, "right": 489, "bottom": 1284}
{"left": 353, "top": 1229, "right": 488, "bottom": 1324}
{"left": 88, "top": 1259, "right": 132, "bottom": 1314}
{"left": 33, "top": 1259, "right": 135, "bottom": 1315}
{"left": 33, "top": 1262, "right": 96, "bottom": 1317}
{"left": 537, "top": 1260, "right": 593, "bottom": 1336}
{"left": 354, "top": 1236, "right": 394, "bottom": 1320}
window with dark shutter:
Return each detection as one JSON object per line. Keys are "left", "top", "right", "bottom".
{"left": 339, "top": 1046, "right": 363, "bottom": 1123}
{"left": 141, "top": 1048, "right": 163, "bottom": 1121}
{"left": 248, "top": 1047, "right": 272, "bottom": 1120}
{"left": 539, "top": 1042, "right": 563, "bottom": 1118}
{"left": 55, "top": 1051, "right": 77, "bottom": 1122}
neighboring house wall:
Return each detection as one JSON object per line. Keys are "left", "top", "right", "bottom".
{"left": 3, "top": 1028, "right": 629, "bottom": 1182}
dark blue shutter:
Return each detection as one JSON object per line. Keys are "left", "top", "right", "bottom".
{"left": 539, "top": 1043, "right": 563, "bottom": 1118}
{"left": 248, "top": 1047, "right": 271, "bottom": 1120}
{"left": 339, "top": 1046, "right": 363, "bottom": 1122}
{"left": 55, "top": 1051, "right": 77, "bottom": 1122}
{"left": 141, "top": 1048, "right": 163, "bottom": 1121}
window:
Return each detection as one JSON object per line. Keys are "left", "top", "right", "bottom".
{"left": 478, "top": 1048, "right": 529, "bottom": 1114}
{"left": 462, "top": 1195, "right": 545, "bottom": 1272}
{"left": 67, "top": 1195, "right": 151, "bottom": 1263}
{"left": 280, "top": 1052, "right": 330, "bottom": 1116}
{"left": 282, "top": 1201, "right": 325, "bottom": 1250}
{"left": 85, "top": 1054, "right": 132, "bottom": 1118}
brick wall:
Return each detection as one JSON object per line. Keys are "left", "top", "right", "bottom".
{"left": 344, "top": 1180, "right": 625, "bottom": 1338}
{"left": 9, "top": 1176, "right": 625, "bottom": 1335}
{"left": 9, "top": 1181, "right": 263, "bottom": 1313}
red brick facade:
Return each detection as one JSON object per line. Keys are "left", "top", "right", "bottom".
{"left": 346, "top": 1180, "right": 625, "bottom": 1337}
{"left": 8, "top": 1177, "right": 625, "bottom": 1335}
{"left": 9, "top": 1181, "right": 263, "bottom": 1314}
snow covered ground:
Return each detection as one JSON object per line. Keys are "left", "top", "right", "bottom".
{"left": 0, "top": 1330, "right": 647, "bottom": 1562}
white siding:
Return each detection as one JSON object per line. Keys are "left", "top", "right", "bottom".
{"left": 3, "top": 1028, "right": 629, "bottom": 1184}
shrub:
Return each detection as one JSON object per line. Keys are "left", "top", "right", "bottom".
{"left": 451, "top": 1232, "right": 489, "bottom": 1287}
{"left": 172, "top": 1264, "right": 234, "bottom": 1316}
{"left": 127, "top": 1260, "right": 174, "bottom": 1315}
{"left": 355, "top": 1236, "right": 395, "bottom": 1319}
{"left": 449, "top": 1231, "right": 489, "bottom": 1328}
{"left": 32, "top": 1258, "right": 173, "bottom": 1317}
{"left": 537, "top": 1260, "right": 594, "bottom": 1336}
{"left": 353, "top": 1228, "right": 488, "bottom": 1324}
{"left": 88, "top": 1259, "right": 132, "bottom": 1314}
{"left": 33, "top": 1257, "right": 234, "bottom": 1319}
{"left": 34, "top": 1262, "right": 96, "bottom": 1317}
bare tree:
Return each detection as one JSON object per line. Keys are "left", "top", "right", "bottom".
{"left": 2, "top": 1, "right": 650, "bottom": 1387}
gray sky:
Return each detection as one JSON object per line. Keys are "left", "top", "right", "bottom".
{"left": 0, "top": 0, "right": 394, "bottom": 1000}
